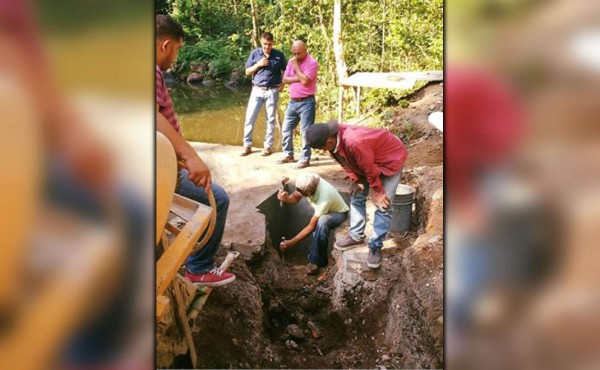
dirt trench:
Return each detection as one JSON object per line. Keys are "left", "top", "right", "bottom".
{"left": 180, "top": 181, "right": 442, "bottom": 369}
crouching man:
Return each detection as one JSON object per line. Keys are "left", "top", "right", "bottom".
{"left": 277, "top": 173, "right": 348, "bottom": 275}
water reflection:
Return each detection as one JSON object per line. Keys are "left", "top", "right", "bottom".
{"left": 169, "top": 82, "right": 283, "bottom": 149}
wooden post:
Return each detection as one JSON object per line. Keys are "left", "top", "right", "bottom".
{"left": 355, "top": 86, "right": 361, "bottom": 117}
{"left": 249, "top": 0, "right": 259, "bottom": 48}
{"left": 171, "top": 282, "right": 198, "bottom": 368}
{"left": 338, "top": 86, "right": 344, "bottom": 123}
{"left": 333, "top": 0, "right": 348, "bottom": 122}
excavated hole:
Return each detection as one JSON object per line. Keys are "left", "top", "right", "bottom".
{"left": 256, "top": 183, "right": 351, "bottom": 265}
{"left": 250, "top": 186, "right": 365, "bottom": 368}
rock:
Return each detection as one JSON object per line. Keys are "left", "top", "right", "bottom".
{"left": 190, "top": 61, "right": 207, "bottom": 73}
{"left": 202, "top": 79, "right": 216, "bottom": 87}
{"left": 285, "top": 339, "right": 299, "bottom": 351}
{"left": 286, "top": 324, "right": 305, "bottom": 339}
{"left": 163, "top": 71, "right": 177, "bottom": 85}
{"left": 226, "top": 70, "right": 244, "bottom": 87}
{"left": 381, "top": 354, "right": 391, "bottom": 361}
{"left": 186, "top": 72, "right": 203, "bottom": 83}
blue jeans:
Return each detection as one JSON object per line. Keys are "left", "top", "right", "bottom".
{"left": 281, "top": 96, "right": 316, "bottom": 161}
{"left": 176, "top": 169, "right": 230, "bottom": 274}
{"left": 348, "top": 170, "right": 403, "bottom": 250}
{"left": 308, "top": 211, "right": 348, "bottom": 267}
{"left": 243, "top": 86, "right": 279, "bottom": 149}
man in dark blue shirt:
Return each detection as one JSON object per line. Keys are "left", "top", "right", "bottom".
{"left": 240, "top": 32, "right": 287, "bottom": 157}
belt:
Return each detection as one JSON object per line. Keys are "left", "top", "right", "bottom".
{"left": 254, "top": 85, "right": 278, "bottom": 90}
{"left": 290, "top": 95, "right": 314, "bottom": 102}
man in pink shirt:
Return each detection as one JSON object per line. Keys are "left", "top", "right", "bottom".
{"left": 277, "top": 40, "right": 319, "bottom": 169}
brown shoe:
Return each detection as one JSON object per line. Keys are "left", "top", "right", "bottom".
{"left": 261, "top": 147, "right": 272, "bottom": 156}
{"left": 295, "top": 160, "right": 310, "bottom": 169}
{"left": 240, "top": 147, "right": 252, "bottom": 156}
{"left": 276, "top": 155, "right": 295, "bottom": 164}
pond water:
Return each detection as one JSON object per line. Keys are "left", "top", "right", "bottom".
{"left": 169, "top": 82, "right": 282, "bottom": 150}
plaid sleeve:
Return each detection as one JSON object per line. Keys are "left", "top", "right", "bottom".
{"left": 156, "top": 66, "right": 167, "bottom": 108}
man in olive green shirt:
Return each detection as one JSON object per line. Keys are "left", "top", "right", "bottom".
{"left": 277, "top": 173, "right": 348, "bottom": 274}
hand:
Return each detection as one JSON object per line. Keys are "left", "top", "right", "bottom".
{"left": 183, "top": 154, "right": 212, "bottom": 189}
{"left": 280, "top": 239, "right": 295, "bottom": 250}
{"left": 350, "top": 181, "right": 366, "bottom": 197}
{"left": 277, "top": 190, "right": 289, "bottom": 202}
{"left": 289, "top": 56, "right": 297, "bottom": 66}
{"left": 257, "top": 57, "right": 269, "bottom": 68}
{"left": 373, "top": 191, "right": 390, "bottom": 209}
{"left": 277, "top": 82, "right": 284, "bottom": 92}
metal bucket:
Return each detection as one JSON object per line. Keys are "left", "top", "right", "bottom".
{"left": 390, "top": 184, "right": 414, "bottom": 232}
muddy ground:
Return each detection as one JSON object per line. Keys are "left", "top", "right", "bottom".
{"left": 163, "top": 82, "right": 443, "bottom": 369}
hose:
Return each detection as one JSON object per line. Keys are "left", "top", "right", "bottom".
{"left": 176, "top": 160, "right": 217, "bottom": 254}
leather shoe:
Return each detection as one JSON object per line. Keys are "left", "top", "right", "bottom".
{"left": 295, "top": 160, "right": 310, "bottom": 169}
{"left": 276, "top": 156, "right": 295, "bottom": 164}
{"left": 240, "top": 147, "right": 252, "bottom": 156}
{"left": 261, "top": 147, "right": 272, "bottom": 156}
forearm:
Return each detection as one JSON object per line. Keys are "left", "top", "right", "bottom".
{"left": 245, "top": 63, "right": 261, "bottom": 76}
{"left": 293, "top": 65, "right": 311, "bottom": 85}
{"left": 290, "top": 223, "right": 316, "bottom": 244}
{"left": 282, "top": 76, "right": 297, "bottom": 84}
{"left": 282, "top": 191, "right": 303, "bottom": 205}
{"left": 365, "top": 171, "right": 384, "bottom": 193}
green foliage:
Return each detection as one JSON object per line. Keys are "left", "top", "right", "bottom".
{"left": 177, "top": 37, "right": 245, "bottom": 80}
{"left": 160, "top": 0, "right": 442, "bottom": 116}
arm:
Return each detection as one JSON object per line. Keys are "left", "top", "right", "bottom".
{"left": 349, "top": 143, "right": 390, "bottom": 208}
{"left": 157, "top": 107, "right": 212, "bottom": 189}
{"left": 292, "top": 60, "right": 312, "bottom": 86}
{"left": 281, "top": 216, "right": 319, "bottom": 250}
{"left": 282, "top": 57, "right": 313, "bottom": 86}
{"left": 282, "top": 61, "right": 295, "bottom": 85}
{"left": 277, "top": 190, "right": 303, "bottom": 205}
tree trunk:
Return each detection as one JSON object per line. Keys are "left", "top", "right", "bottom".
{"left": 317, "top": 0, "right": 336, "bottom": 81}
{"left": 380, "top": 0, "right": 386, "bottom": 69}
{"left": 333, "top": 0, "right": 347, "bottom": 83}
{"left": 250, "top": 0, "right": 260, "bottom": 48}
{"left": 333, "top": 0, "right": 348, "bottom": 121}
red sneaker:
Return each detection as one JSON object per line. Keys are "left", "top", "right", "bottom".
{"left": 185, "top": 268, "right": 236, "bottom": 287}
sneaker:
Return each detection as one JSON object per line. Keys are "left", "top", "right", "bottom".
{"left": 185, "top": 267, "right": 236, "bottom": 287}
{"left": 261, "top": 147, "right": 272, "bottom": 156}
{"left": 240, "top": 147, "right": 252, "bottom": 157}
{"left": 367, "top": 249, "right": 382, "bottom": 269}
{"left": 306, "top": 262, "right": 319, "bottom": 275}
{"left": 334, "top": 235, "right": 364, "bottom": 251}
{"left": 295, "top": 160, "right": 310, "bottom": 169}
{"left": 276, "top": 155, "right": 295, "bottom": 164}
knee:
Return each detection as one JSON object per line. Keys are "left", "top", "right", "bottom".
{"left": 210, "top": 183, "right": 230, "bottom": 213}
{"left": 316, "top": 218, "right": 331, "bottom": 233}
